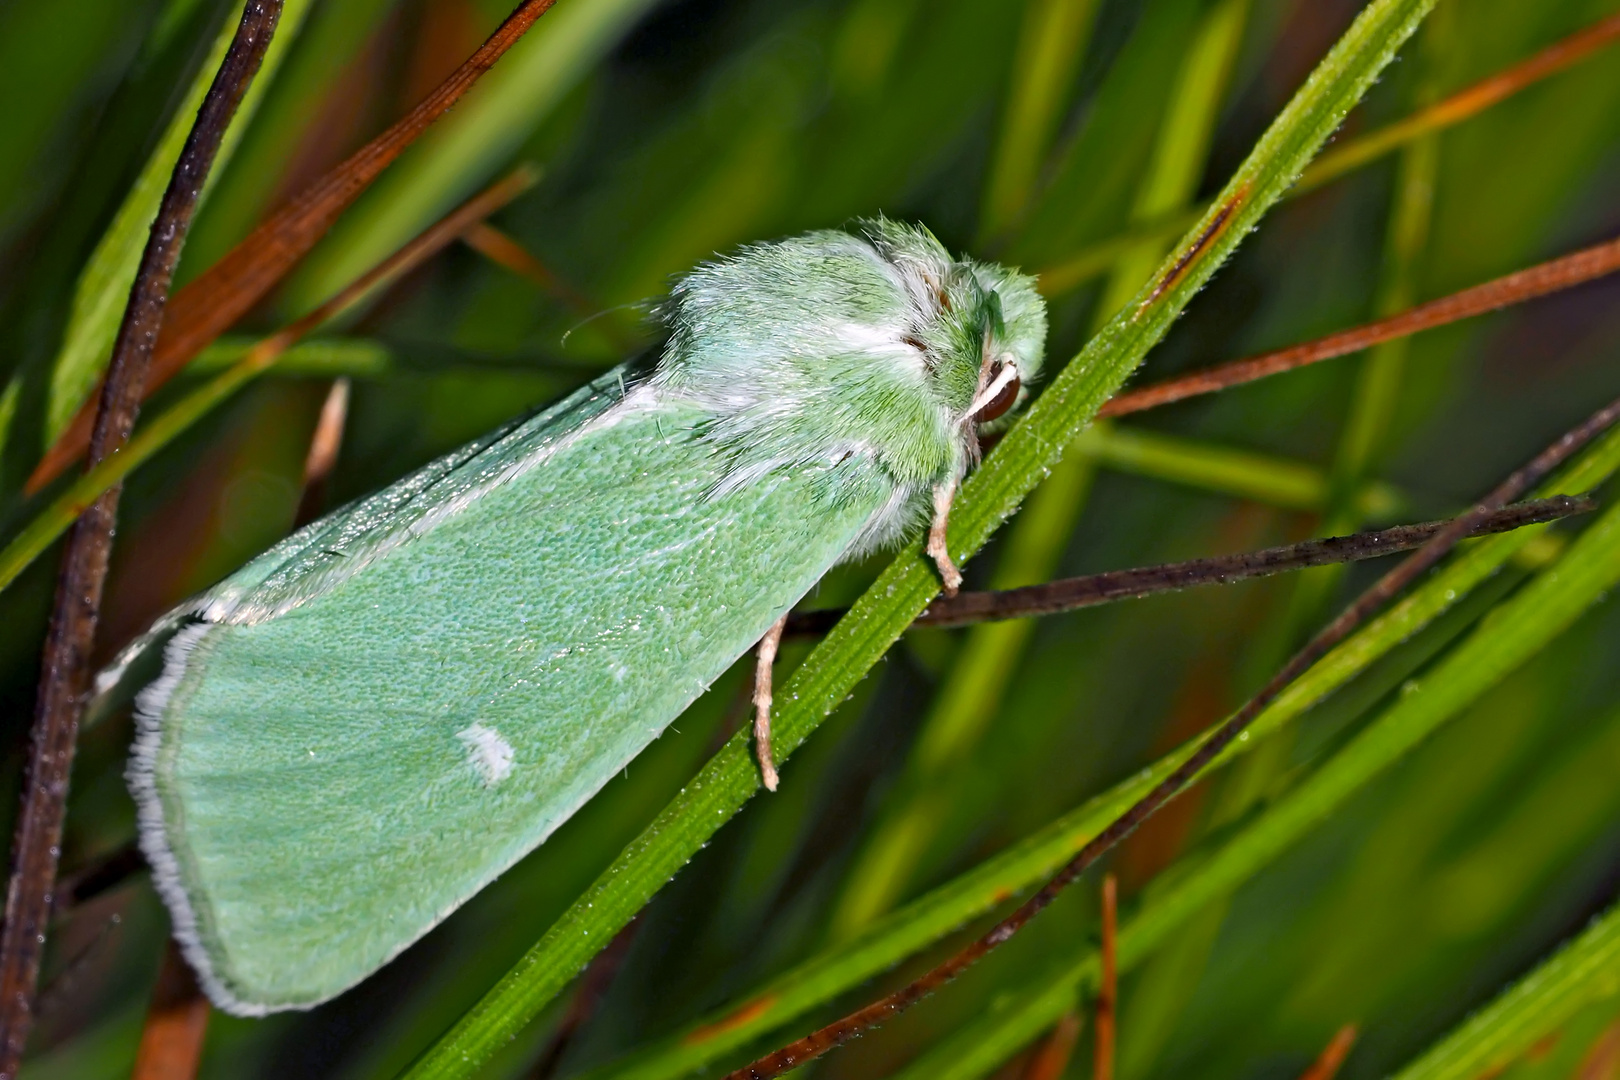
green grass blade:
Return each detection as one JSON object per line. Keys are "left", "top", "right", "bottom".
{"left": 188, "top": 336, "right": 395, "bottom": 378}
{"left": 42, "top": 0, "right": 314, "bottom": 442}
{"left": 1074, "top": 423, "right": 1405, "bottom": 514}
{"left": 395, "top": 3, "right": 1439, "bottom": 1074}
{"left": 1390, "top": 901, "right": 1620, "bottom": 1080}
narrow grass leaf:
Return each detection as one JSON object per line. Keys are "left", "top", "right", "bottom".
{"left": 43, "top": 0, "right": 314, "bottom": 441}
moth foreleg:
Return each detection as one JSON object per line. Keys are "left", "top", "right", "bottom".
{"left": 927, "top": 479, "right": 963, "bottom": 597}
{"left": 752, "top": 613, "right": 789, "bottom": 791}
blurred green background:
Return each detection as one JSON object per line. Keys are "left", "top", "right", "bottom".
{"left": 2, "top": 0, "right": 1620, "bottom": 1076}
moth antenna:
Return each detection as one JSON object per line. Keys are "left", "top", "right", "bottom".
{"left": 752, "top": 614, "right": 789, "bottom": 792}
{"left": 927, "top": 480, "right": 963, "bottom": 596}
{"left": 559, "top": 300, "right": 653, "bottom": 347}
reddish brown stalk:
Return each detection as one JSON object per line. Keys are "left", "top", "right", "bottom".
{"left": 1099, "top": 233, "right": 1620, "bottom": 417}
{"left": 1296, "top": 1024, "right": 1359, "bottom": 1080}
{"left": 130, "top": 942, "right": 210, "bottom": 1080}
{"left": 229, "top": 167, "right": 537, "bottom": 378}
{"left": 27, "top": 0, "right": 561, "bottom": 494}
{"left": 1036, "top": 13, "right": 1620, "bottom": 298}
{"left": 0, "top": 4, "right": 281, "bottom": 1074}
{"left": 1020, "top": 1012, "right": 1082, "bottom": 1080}
{"left": 1094, "top": 874, "right": 1117, "bottom": 1080}
{"left": 725, "top": 395, "right": 1620, "bottom": 1080}
{"left": 1302, "top": 13, "right": 1620, "bottom": 188}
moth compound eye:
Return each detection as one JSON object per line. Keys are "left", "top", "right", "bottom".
{"left": 972, "top": 371, "right": 1021, "bottom": 424}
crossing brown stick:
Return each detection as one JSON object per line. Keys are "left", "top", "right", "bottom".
{"left": 784, "top": 496, "right": 1593, "bottom": 637}
{"left": 1098, "top": 233, "right": 1620, "bottom": 418}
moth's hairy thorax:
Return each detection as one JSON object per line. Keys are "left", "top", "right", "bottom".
{"left": 651, "top": 219, "right": 1044, "bottom": 559}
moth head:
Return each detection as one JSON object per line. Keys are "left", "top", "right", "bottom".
{"left": 964, "top": 265, "right": 1045, "bottom": 434}
{"left": 855, "top": 219, "right": 1047, "bottom": 436}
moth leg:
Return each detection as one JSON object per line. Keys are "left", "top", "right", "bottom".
{"left": 753, "top": 613, "right": 789, "bottom": 792}
{"left": 927, "top": 480, "right": 963, "bottom": 597}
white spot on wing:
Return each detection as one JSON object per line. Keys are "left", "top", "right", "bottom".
{"left": 456, "top": 723, "right": 515, "bottom": 788}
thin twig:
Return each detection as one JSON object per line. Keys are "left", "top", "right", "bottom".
{"left": 293, "top": 377, "right": 351, "bottom": 526}
{"left": 0, "top": 169, "right": 537, "bottom": 599}
{"left": 1297, "top": 1024, "right": 1359, "bottom": 1080}
{"left": 529, "top": 915, "right": 643, "bottom": 1079}
{"left": 784, "top": 496, "right": 1592, "bottom": 636}
{"left": 1098, "top": 233, "right": 1620, "bottom": 417}
{"left": 0, "top": 4, "right": 281, "bottom": 1073}
{"left": 1094, "top": 874, "right": 1117, "bottom": 1080}
{"left": 1301, "top": 13, "right": 1620, "bottom": 190}
{"left": 1034, "top": 13, "right": 1620, "bottom": 296}
{"left": 27, "top": 0, "right": 562, "bottom": 494}
{"left": 130, "top": 941, "right": 210, "bottom": 1080}
{"left": 725, "top": 395, "right": 1620, "bottom": 1080}
{"left": 1020, "top": 1011, "right": 1082, "bottom": 1080}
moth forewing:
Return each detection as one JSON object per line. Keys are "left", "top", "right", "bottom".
{"left": 118, "top": 221, "right": 1046, "bottom": 1013}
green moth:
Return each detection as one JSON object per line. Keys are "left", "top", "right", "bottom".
{"left": 101, "top": 219, "right": 1046, "bottom": 1014}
